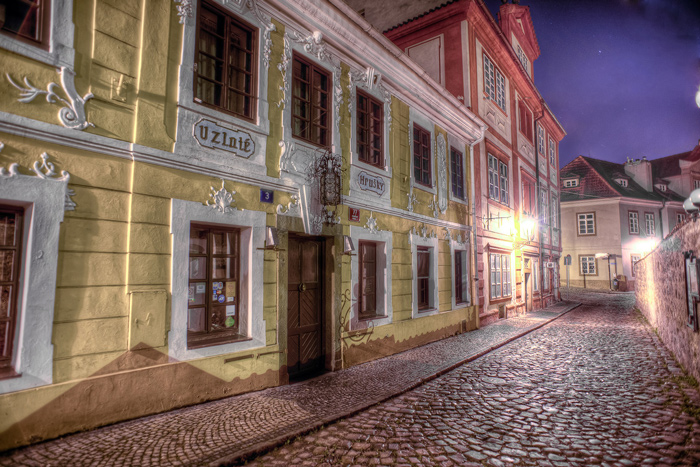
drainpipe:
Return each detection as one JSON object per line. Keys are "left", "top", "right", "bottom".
{"left": 534, "top": 101, "right": 545, "bottom": 304}
{"left": 469, "top": 132, "right": 485, "bottom": 311}
{"left": 658, "top": 199, "right": 666, "bottom": 238}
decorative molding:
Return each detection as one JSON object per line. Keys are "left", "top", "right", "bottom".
{"left": 406, "top": 185, "right": 418, "bottom": 212}
{"left": 276, "top": 193, "right": 300, "bottom": 216}
{"left": 173, "top": 0, "right": 193, "bottom": 24}
{"left": 428, "top": 195, "right": 439, "bottom": 218}
{"left": 321, "top": 206, "right": 341, "bottom": 225}
{"left": 1, "top": 152, "right": 75, "bottom": 210}
{"left": 205, "top": 179, "right": 237, "bottom": 213}
{"left": 443, "top": 227, "right": 452, "bottom": 242}
{"left": 364, "top": 211, "right": 380, "bottom": 234}
{"left": 6, "top": 67, "right": 94, "bottom": 130}
{"left": 408, "top": 224, "right": 437, "bottom": 245}
{"left": 333, "top": 72, "right": 343, "bottom": 137}
{"left": 348, "top": 66, "right": 392, "bottom": 130}
{"left": 277, "top": 34, "right": 291, "bottom": 108}
{"left": 287, "top": 30, "right": 336, "bottom": 65}
{"left": 436, "top": 134, "right": 448, "bottom": 213}
{"left": 0, "top": 163, "right": 19, "bottom": 177}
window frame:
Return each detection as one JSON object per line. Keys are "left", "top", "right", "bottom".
{"left": 577, "top": 212, "right": 596, "bottom": 236}
{"left": 291, "top": 52, "right": 332, "bottom": 148}
{"left": 580, "top": 255, "right": 597, "bottom": 276}
{"left": 417, "top": 246, "right": 431, "bottom": 311}
{"left": 358, "top": 240, "right": 378, "bottom": 319}
{"left": 350, "top": 226, "right": 393, "bottom": 329}
{"left": 0, "top": 0, "right": 51, "bottom": 51}
{"left": 630, "top": 254, "right": 641, "bottom": 277}
{"left": 0, "top": 206, "right": 24, "bottom": 380}
{"left": 563, "top": 178, "right": 578, "bottom": 188}
{"left": 413, "top": 124, "right": 432, "bottom": 187}
{"left": 644, "top": 212, "right": 655, "bottom": 237}
{"left": 533, "top": 258, "right": 539, "bottom": 292}
{"left": 186, "top": 224, "right": 244, "bottom": 350}
{"left": 450, "top": 146, "right": 465, "bottom": 200}
{"left": 550, "top": 193, "right": 558, "bottom": 229}
{"left": 194, "top": 0, "right": 258, "bottom": 121}
{"left": 548, "top": 137, "right": 556, "bottom": 167}
{"left": 356, "top": 89, "right": 384, "bottom": 168}
{"left": 540, "top": 186, "right": 549, "bottom": 226}
{"left": 521, "top": 174, "right": 536, "bottom": 217}
{"left": 410, "top": 232, "right": 439, "bottom": 318}
{"left": 489, "top": 253, "right": 512, "bottom": 300}
{"left": 451, "top": 241, "right": 470, "bottom": 308}
{"left": 677, "top": 212, "right": 686, "bottom": 226}
{"left": 488, "top": 153, "right": 509, "bottom": 206}
{"left": 628, "top": 211, "right": 639, "bottom": 235}
{"left": 483, "top": 53, "right": 506, "bottom": 112}
{"left": 518, "top": 99, "right": 533, "bottom": 142}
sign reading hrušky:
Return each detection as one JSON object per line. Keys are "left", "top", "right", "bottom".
{"left": 193, "top": 119, "right": 255, "bottom": 158}
{"left": 357, "top": 170, "right": 386, "bottom": 195}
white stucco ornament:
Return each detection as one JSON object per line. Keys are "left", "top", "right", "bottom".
{"left": 1, "top": 152, "right": 76, "bottom": 211}
{"left": 173, "top": 0, "right": 193, "bottom": 24}
{"left": 6, "top": 67, "right": 94, "bottom": 130}
{"left": 205, "top": 179, "right": 237, "bottom": 213}
{"left": 364, "top": 212, "right": 381, "bottom": 234}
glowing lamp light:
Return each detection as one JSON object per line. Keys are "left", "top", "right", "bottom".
{"left": 594, "top": 253, "right": 609, "bottom": 259}
{"left": 684, "top": 197, "right": 698, "bottom": 213}
{"left": 522, "top": 218, "right": 535, "bottom": 241}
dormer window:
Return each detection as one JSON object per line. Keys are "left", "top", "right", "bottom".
{"left": 516, "top": 44, "right": 529, "bottom": 72}
{"left": 563, "top": 178, "right": 578, "bottom": 188}
{"left": 656, "top": 184, "right": 667, "bottom": 192}
{"left": 615, "top": 179, "right": 628, "bottom": 187}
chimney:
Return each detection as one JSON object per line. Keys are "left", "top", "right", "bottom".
{"left": 624, "top": 158, "right": 653, "bottom": 192}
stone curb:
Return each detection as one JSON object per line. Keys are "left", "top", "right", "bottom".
{"left": 214, "top": 301, "right": 582, "bottom": 466}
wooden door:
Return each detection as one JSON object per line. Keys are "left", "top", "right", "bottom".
{"left": 287, "top": 237, "right": 324, "bottom": 378}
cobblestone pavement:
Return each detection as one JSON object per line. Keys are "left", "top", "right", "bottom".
{"left": 0, "top": 301, "right": 577, "bottom": 466}
{"left": 250, "top": 290, "right": 700, "bottom": 467}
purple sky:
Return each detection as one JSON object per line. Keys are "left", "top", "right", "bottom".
{"left": 487, "top": 0, "right": 700, "bottom": 167}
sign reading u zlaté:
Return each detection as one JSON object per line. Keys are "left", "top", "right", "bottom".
{"left": 357, "top": 171, "right": 386, "bottom": 196}
{"left": 193, "top": 119, "right": 255, "bottom": 158}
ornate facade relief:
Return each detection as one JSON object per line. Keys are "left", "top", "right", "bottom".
{"left": 348, "top": 66, "right": 392, "bottom": 131}
{"left": 173, "top": 0, "right": 193, "bottom": 23}
{"left": 205, "top": 179, "right": 237, "bottom": 213}
{"left": 277, "top": 34, "right": 292, "bottom": 108}
{"left": 276, "top": 193, "right": 300, "bottom": 216}
{"left": 1, "top": 152, "right": 76, "bottom": 211}
{"left": 364, "top": 212, "right": 381, "bottom": 234}
{"left": 436, "top": 134, "right": 448, "bottom": 213}
{"left": 6, "top": 67, "right": 94, "bottom": 130}
{"left": 406, "top": 185, "right": 418, "bottom": 212}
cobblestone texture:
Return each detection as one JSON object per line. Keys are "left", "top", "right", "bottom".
{"left": 0, "top": 301, "right": 576, "bottom": 466}
{"left": 251, "top": 290, "right": 700, "bottom": 466}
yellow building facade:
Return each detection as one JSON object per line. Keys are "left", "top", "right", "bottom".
{"left": 0, "top": 0, "right": 486, "bottom": 448}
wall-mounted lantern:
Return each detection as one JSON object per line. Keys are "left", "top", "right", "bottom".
{"left": 343, "top": 235, "right": 356, "bottom": 256}
{"left": 257, "top": 226, "right": 283, "bottom": 251}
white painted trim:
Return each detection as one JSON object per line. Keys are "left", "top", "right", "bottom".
{"left": 450, "top": 239, "right": 471, "bottom": 310}
{"left": 460, "top": 21, "right": 470, "bottom": 108}
{"left": 348, "top": 226, "right": 393, "bottom": 330}
{"left": 410, "top": 232, "right": 440, "bottom": 318}
{"left": 0, "top": 0, "right": 75, "bottom": 67}
{"left": 169, "top": 199, "right": 267, "bottom": 361}
{"left": 0, "top": 175, "right": 66, "bottom": 394}
{"left": 447, "top": 134, "right": 469, "bottom": 206}
{"left": 409, "top": 108, "right": 437, "bottom": 196}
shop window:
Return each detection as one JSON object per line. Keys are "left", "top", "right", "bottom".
{"left": 187, "top": 225, "right": 244, "bottom": 349}
{"left": 357, "top": 90, "right": 383, "bottom": 167}
{"left": 451, "top": 147, "right": 465, "bottom": 200}
{"left": 292, "top": 54, "right": 331, "bottom": 147}
{"left": 0, "top": 206, "right": 23, "bottom": 380}
{"left": 413, "top": 124, "right": 432, "bottom": 186}
{"left": 195, "top": 0, "right": 257, "bottom": 120}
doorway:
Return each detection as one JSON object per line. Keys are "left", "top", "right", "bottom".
{"left": 287, "top": 236, "right": 325, "bottom": 379}
{"left": 524, "top": 272, "right": 532, "bottom": 312}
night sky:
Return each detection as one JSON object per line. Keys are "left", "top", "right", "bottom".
{"left": 486, "top": 0, "right": 700, "bottom": 167}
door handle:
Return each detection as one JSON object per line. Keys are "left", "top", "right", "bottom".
{"left": 298, "top": 283, "right": 306, "bottom": 292}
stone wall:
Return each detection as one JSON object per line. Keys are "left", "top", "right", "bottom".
{"left": 635, "top": 219, "right": 700, "bottom": 382}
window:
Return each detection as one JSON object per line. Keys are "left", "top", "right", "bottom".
{"left": 695, "top": 180, "right": 700, "bottom": 190}
{"left": 533, "top": 259, "right": 539, "bottom": 291}
{"left": 563, "top": 179, "right": 578, "bottom": 188}
{"left": 522, "top": 176, "right": 536, "bottom": 216}
{"left": 518, "top": 100, "right": 533, "bottom": 141}
{"left": 548, "top": 137, "right": 556, "bottom": 166}
{"left": 417, "top": 247, "right": 431, "bottom": 310}
{"left": 577, "top": 212, "right": 595, "bottom": 235}
{"left": 499, "top": 161, "right": 509, "bottom": 206}
{"left": 645, "top": 213, "right": 655, "bottom": 236}
{"left": 580, "top": 256, "right": 596, "bottom": 275}
{"left": 0, "top": 0, "right": 50, "bottom": 49}
{"left": 550, "top": 195, "right": 558, "bottom": 229}
{"left": 359, "top": 241, "right": 379, "bottom": 319}
{"left": 450, "top": 147, "right": 465, "bottom": 200}
{"left": 515, "top": 44, "right": 528, "bottom": 71}
{"left": 678, "top": 213, "right": 686, "bottom": 225}
{"left": 357, "top": 90, "right": 383, "bottom": 167}
{"left": 483, "top": 53, "right": 506, "bottom": 111}
{"left": 413, "top": 124, "right": 432, "bottom": 186}
{"left": 292, "top": 54, "right": 331, "bottom": 147}
{"left": 490, "top": 253, "right": 511, "bottom": 299}
{"left": 195, "top": 1, "right": 257, "bottom": 119}
{"left": 0, "top": 207, "right": 23, "bottom": 380}
{"left": 187, "top": 225, "right": 243, "bottom": 349}
{"left": 537, "top": 125, "right": 545, "bottom": 155}
{"left": 488, "top": 154, "right": 499, "bottom": 201}
{"left": 631, "top": 254, "right": 640, "bottom": 277}
{"left": 657, "top": 184, "right": 667, "bottom": 192}
{"left": 540, "top": 187, "right": 548, "bottom": 225}
{"left": 616, "top": 179, "right": 628, "bottom": 187}
{"left": 454, "top": 250, "right": 468, "bottom": 304}
{"left": 628, "top": 211, "right": 639, "bottom": 234}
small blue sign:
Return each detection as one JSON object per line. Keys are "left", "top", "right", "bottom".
{"left": 218, "top": 295, "right": 226, "bottom": 304}
{"left": 260, "top": 189, "right": 274, "bottom": 204}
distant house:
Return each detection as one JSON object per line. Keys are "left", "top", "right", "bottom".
{"left": 559, "top": 143, "right": 700, "bottom": 290}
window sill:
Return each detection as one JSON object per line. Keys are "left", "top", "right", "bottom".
{"left": 489, "top": 297, "right": 512, "bottom": 304}
{"left": 187, "top": 334, "right": 252, "bottom": 350}
{"left": 417, "top": 307, "right": 437, "bottom": 314}
{"left": 359, "top": 314, "right": 387, "bottom": 322}
{"left": 0, "top": 369, "right": 20, "bottom": 381}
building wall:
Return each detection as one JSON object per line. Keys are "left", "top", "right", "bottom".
{"left": 0, "top": 0, "right": 486, "bottom": 449}
{"left": 635, "top": 218, "right": 700, "bottom": 383}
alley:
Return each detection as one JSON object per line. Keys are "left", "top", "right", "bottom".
{"left": 249, "top": 291, "right": 700, "bottom": 466}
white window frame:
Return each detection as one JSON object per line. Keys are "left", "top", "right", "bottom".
{"left": 550, "top": 193, "right": 558, "bottom": 229}
{"left": 450, "top": 239, "right": 471, "bottom": 309}
{"left": 563, "top": 179, "right": 578, "bottom": 188}
{"left": 408, "top": 109, "right": 436, "bottom": 195}
{"left": 349, "top": 226, "right": 393, "bottom": 330}
{"left": 499, "top": 161, "right": 509, "bottom": 206}
{"left": 631, "top": 254, "right": 641, "bottom": 277}
{"left": 580, "top": 256, "right": 596, "bottom": 275}
{"left": 488, "top": 154, "right": 499, "bottom": 201}
{"left": 548, "top": 137, "right": 556, "bottom": 166}
{"left": 0, "top": 174, "right": 67, "bottom": 394}
{"left": 677, "top": 213, "right": 686, "bottom": 225}
{"left": 537, "top": 125, "right": 545, "bottom": 155}
{"left": 629, "top": 211, "right": 639, "bottom": 234}
{"left": 645, "top": 213, "right": 655, "bottom": 237}
{"left": 540, "top": 186, "right": 548, "bottom": 225}
{"left": 695, "top": 180, "right": 700, "bottom": 190}
{"left": 448, "top": 134, "right": 469, "bottom": 206}
{"left": 489, "top": 253, "right": 512, "bottom": 299}
{"left": 577, "top": 212, "right": 595, "bottom": 235}
{"left": 616, "top": 179, "right": 628, "bottom": 187}
{"left": 483, "top": 53, "right": 506, "bottom": 111}
{"left": 410, "top": 232, "right": 439, "bottom": 318}
{"left": 169, "top": 198, "right": 266, "bottom": 361}
{"left": 0, "top": 0, "right": 75, "bottom": 67}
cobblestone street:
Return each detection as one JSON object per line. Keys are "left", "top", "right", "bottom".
{"left": 250, "top": 291, "right": 700, "bottom": 466}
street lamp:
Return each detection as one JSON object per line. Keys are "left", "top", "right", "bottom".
{"left": 595, "top": 252, "right": 613, "bottom": 290}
